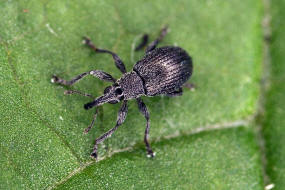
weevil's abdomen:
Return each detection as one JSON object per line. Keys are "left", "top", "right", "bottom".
{"left": 133, "top": 46, "right": 192, "bottom": 96}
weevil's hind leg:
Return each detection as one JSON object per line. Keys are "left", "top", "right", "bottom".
{"left": 51, "top": 70, "right": 116, "bottom": 86}
{"left": 183, "top": 83, "right": 196, "bottom": 91}
{"left": 145, "top": 26, "right": 168, "bottom": 54}
{"left": 83, "top": 37, "right": 127, "bottom": 74}
{"left": 136, "top": 98, "right": 155, "bottom": 157}
{"left": 165, "top": 88, "right": 183, "bottom": 97}
{"left": 135, "top": 34, "right": 149, "bottom": 51}
{"left": 91, "top": 100, "right": 128, "bottom": 159}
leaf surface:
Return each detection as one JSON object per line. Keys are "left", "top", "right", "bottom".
{"left": 0, "top": 0, "right": 264, "bottom": 189}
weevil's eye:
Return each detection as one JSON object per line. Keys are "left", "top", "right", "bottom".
{"left": 104, "top": 86, "right": 112, "bottom": 94}
{"left": 115, "top": 88, "right": 123, "bottom": 95}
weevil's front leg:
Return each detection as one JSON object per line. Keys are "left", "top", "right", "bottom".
{"left": 146, "top": 26, "right": 168, "bottom": 54}
{"left": 91, "top": 100, "right": 128, "bottom": 159}
{"left": 83, "top": 37, "right": 127, "bottom": 74}
{"left": 51, "top": 70, "right": 116, "bottom": 86}
{"left": 136, "top": 98, "right": 155, "bottom": 157}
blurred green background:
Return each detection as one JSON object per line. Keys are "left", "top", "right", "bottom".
{"left": 0, "top": 0, "right": 284, "bottom": 189}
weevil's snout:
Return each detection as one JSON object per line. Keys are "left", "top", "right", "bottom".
{"left": 84, "top": 101, "right": 97, "bottom": 110}
{"left": 84, "top": 85, "right": 124, "bottom": 110}
{"left": 84, "top": 94, "right": 114, "bottom": 110}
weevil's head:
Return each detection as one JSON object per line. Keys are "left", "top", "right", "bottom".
{"left": 84, "top": 71, "right": 145, "bottom": 110}
{"left": 84, "top": 83, "right": 124, "bottom": 110}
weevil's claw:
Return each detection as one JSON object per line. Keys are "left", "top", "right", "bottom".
{"left": 147, "top": 150, "right": 156, "bottom": 158}
{"left": 84, "top": 126, "right": 91, "bottom": 134}
{"left": 82, "top": 36, "right": 92, "bottom": 46}
{"left": 82, "top": 36, "right": 98, "bottom": 51}
{"left": 64, "top": 90, "right": 72, "bottom": 95}
{"left": 82, "top": 36, "right": 89, "bottom": 44}
{"left": 90, "top": 152, "right": 98, "bottom": 160}
{"left": 51, "top": 75, "right": 59, "bottom": 83}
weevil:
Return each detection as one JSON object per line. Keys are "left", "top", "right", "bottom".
{"left": 51, "top": 27, "right": 193, "bottom": 159}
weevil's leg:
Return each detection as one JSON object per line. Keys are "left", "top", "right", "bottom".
{"left": 183, "top": 83, "right": 196, "bottom": 91}
{"left": 135, "top": 34, "right": 149, "bottom": 51}
{"left": 84, "top": 107, "right": 99, "bottom": 134}
{"left": 165, "top": 88, "right": 183, "bottom": 97}
{"left": 64, "top": 89, "right": 95, "bottom": 99}
{"left": 91, "top": 100, "right": 128, "bottom": 159}
{"left": 145, "top": 26, "right": 168, "bottom": 53}
{"left": 136, "top": 98, "right": 154, "bottom": 157}
{"left": 83, "top": 37, "right": 127, "bottom": 74}
{"left": 51, "top": 70, "right": 116, "bottom": 86}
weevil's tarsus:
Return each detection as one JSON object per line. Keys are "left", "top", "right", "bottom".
{"left": 84, "top": 107, "right": 99, "bottom": 134}
{"left": 158, "top": 26, "right": 169, "bottom": 41}
{"left": 90, "top": 70, "right": 116, "bottom": 82}
{"left": 183, "top": 83, "right": 196, "bottom": 91}
{"left": 51, "top": 73, "right": 88, "bottom": 86}
{"left": 165, "top": 83, "right": 195, "bottom": 97}
{"left": 135, "top": 34, "right": 149, "bottom": 51}
{"left": 51, "top": 70, "right": 115, "bottom": 86}
{"left": 165, "top": 88, "right": 183, "bottom": 97}
{"left": 83, "top": 37, "right": 127, "bottom": 74}
{"left": 91, "top": 100, "right": 128, "bottom": 159}
{"left": 146, "top": 26, "right": 168, "bottom": 53}
{"left": 136, "top": 98, "right": 154, "bottom": 157}
{"left": 64, "top": 89, "right": 95, "bottom": 99}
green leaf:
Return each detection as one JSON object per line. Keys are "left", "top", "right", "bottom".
{"left": 263, "top": 0, "right": 285, "bottom": 188}
{"left": 0, "top": 0, "right": 264, "bottom": 189}
{"left": 0, "top": 45, "right": 79, "bottom": 189}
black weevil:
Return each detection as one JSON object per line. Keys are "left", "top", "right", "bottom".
{"left": 51, "top": 27, "right": 193, "bottom": 159}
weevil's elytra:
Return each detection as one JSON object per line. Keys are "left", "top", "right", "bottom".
{"left": 134, "top": 46, "right": 192, "bottom": 96}
{"left": 51, "top": 27, "right": 193, "bottom": 159}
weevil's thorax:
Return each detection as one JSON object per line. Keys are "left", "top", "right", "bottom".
{"left": 117, "top": 71, "right": 145, "bottom": 100}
